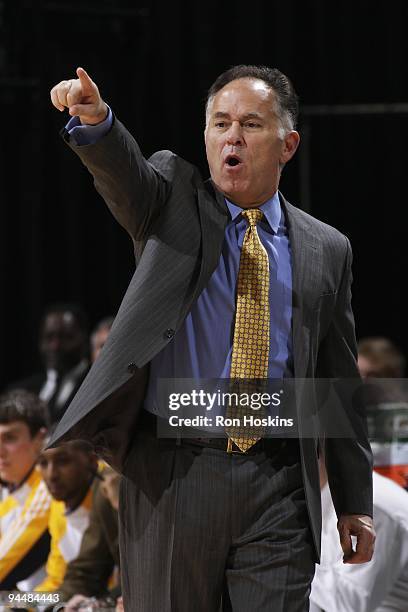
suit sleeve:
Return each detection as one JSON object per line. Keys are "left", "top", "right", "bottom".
{"left": 317, "top": 237, "right": 373, "bottom": 518}
{"left": 61, "top": 116, "right": 170, "bottom": 242}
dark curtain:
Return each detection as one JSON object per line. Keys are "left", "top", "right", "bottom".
{"left": 1, "top": 0, "right": 407, "bottom": 386}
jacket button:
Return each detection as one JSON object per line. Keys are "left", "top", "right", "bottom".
{"left": 165, "top": 328, "right": 175, "bottom": 339}
{"left": 127, "top": 362, "right": 137, "bottom": 373}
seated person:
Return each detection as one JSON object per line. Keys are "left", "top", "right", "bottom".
{"left": 90, "top": 316, "right": 114, "bottom": 363}
{"left": 35, "top": 441, "right": 99, "bottom": 592}
{"left": 358, "top": 337, "right": 406, "bottom": 380}
{"left": 60, "top": 466, "right": 120, "bottom": 611}
{"left": 8, "top": 303, "right": 90, "bottom": 423}
{"left": 358, "top": 337, "right": 408, "bottom": 488}
{"left": 310, "top": 456, "right": 408, "bottom": 611}
{"left": 0, "top": 390, "right": 50, "bottom": 590}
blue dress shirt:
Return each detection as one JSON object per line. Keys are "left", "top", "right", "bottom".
{"left": 66, "top": 113, "right": 294, "bottom": 419}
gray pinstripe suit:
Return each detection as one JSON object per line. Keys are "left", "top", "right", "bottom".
{"left": 49, "top": 117, "right": 373, "bottom": 611}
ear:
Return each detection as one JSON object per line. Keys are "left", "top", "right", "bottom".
{"left": 90, "top": 453, "right": 99, "bottom": 470}
{"left": 280, "top": 130, "right": 300, "bottom": 164}
{"left": 33, "top": 427, "right": 48, "bottom": 453}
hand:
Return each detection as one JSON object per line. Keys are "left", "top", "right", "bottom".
{"left": 50, "top": 67, "right": 108, "bottom": 125}
{"left": 116, "top": 596, "right": 124, "bottom": 612}
{"left": 63, "top": 593, "right": 88, "bottom": 611}
{"left": 100, "top": 468, "right": 120, "bottom": 511}
{"left": 337, "top": 513, "right": 376, "bottom": 564}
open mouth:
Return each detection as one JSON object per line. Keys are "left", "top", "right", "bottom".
{"left": 225, "top": 154, "right": 242, "bottom": 167}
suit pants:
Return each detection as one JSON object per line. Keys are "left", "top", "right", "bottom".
{"left": 119, "top": 426, "right": 316, "bottom": 612}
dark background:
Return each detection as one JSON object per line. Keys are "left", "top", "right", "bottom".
{"left": 1, "top": 0, "right": 407, "bottom": 386}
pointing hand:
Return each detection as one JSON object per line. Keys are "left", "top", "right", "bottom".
{"left": 50, "top": 67, "right": 108, "bottom": 125}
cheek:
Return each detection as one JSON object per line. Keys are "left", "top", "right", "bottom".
{"left": 2, "top": 442, "right": 36, "bottom": 474}
{"left": 206, "top": 137, "right": 222, "bottom": 158}
{"left": 255, "top": 148, "right": 280, "bottom": 173}
{"left": 9, "top": 441, "right": 35, "bottom": 458}
{"left": 70, "top": 466, "right": 86, "bottom": 484}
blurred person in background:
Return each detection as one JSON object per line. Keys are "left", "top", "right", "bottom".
{"left": 0, "top": 390, "right": 51, "bottom": 590}
{"left": 35, "top": 440, "right": 99, "bottom": 593}
{"left": 358, "top": 337, "right": 408, "bottom": 488}
{"left": 9, "top": 303, "right": 90, "bottom": 423}
{"left": 59, "top": 466, "right": 120, "bottom": 611}
{"left": 358, "top": 337, "right": 406, "bottom": 380}
{"left": 90, "top": 316, "right": 114, "bottom": 363}
{"left": 310, "top": 457, "right": 408, "bottom": 612}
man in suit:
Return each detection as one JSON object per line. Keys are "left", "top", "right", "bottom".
{"left": 9, "top": 303, "right": 90, "bottom": 423}
{"left": 49, "top": 65, "right": 375, "bottom": 611}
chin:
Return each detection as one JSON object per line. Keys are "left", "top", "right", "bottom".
{"left": 47, "top": 489, "right": 66, "bottom": 501}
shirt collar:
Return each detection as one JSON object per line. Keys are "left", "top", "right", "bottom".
{"left": 225, "top": 191, "right": 281, "bottom": 233}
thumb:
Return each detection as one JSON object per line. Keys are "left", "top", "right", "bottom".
{"left": 76, "top": 66, "right": 97, "bottom": 94}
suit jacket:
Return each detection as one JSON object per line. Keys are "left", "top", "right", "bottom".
{"left": 8, "top": 363, "right": 89, "bottom": 423}
{"left": 48, "top": 117, "right": 373, "bottom": 560}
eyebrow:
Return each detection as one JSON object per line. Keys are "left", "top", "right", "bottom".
{"left": 0, "top": 425, "right": 23, "bottom": 435}
{"left": 213, "top": 111, "right": 264, "bottom": 121}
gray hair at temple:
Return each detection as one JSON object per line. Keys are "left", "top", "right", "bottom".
{"left": 205, "top": 65, "right": 299, "bottom": 136}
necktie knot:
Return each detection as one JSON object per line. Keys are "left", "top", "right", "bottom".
{"left": 242, "top": 208, "right": 263, "bottom": 228}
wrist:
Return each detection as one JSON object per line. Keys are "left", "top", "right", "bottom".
{"left": 79, "top": 102, "right": 108, "bottom": 126}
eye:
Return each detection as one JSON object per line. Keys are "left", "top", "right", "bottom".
{"left": 215, "top": 121, "right": 226, "bottom": 128}
{"left": 4, "top": 434, "right": 18, "bottom": 443}
{"left": 56, "top": 457, "right": 71, "bottom": 466}
{"left": 245, "top": 122, "right": 261, "bottom": 128}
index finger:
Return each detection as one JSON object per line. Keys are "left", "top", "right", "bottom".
{"left": 76, "top": 67, "right": 95, "bottom": 91}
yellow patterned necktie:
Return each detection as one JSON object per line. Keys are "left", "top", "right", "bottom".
{"left": 227, "top": 208, "right": 270, "bottom": 452}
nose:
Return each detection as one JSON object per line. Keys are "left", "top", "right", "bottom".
{"left": 48, "top": 338, "right": 62, "bottom": 352}
{"left": 226, "top": 120, "right": 243, "bottom": 146}
{"left": 44, "top": 463, "right": 59, "bottom": 482}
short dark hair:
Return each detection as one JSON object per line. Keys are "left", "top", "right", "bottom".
{"left": 42, "top": 431, "right": 94, "bottom": 455}
{"left": 0, "top": 390, "right": 49, "bottom": 436}
{"left": 206, "top": 65, "right": 299, "bottom": 130}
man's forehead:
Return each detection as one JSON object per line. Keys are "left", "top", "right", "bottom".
{"left": 0, "top": 421, "right": 30, "bottom": 435}
{"left": 209, "top": 78, "right": 276, "bottom": 114}
{"left": 215, "top": 77, "right": 273, "bottom": 99}
{"left": 40, "top": 446, "right": 69, "bottom": 459}
{"left": 44, "top": 311, "right": 78, "bottom": 331}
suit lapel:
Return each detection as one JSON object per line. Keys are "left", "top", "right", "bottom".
{"left": 281, "top": 195, "right": 322, "bottom": 378}
{"left": 192, "top": 180, "right": 229, "bottom": 303}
